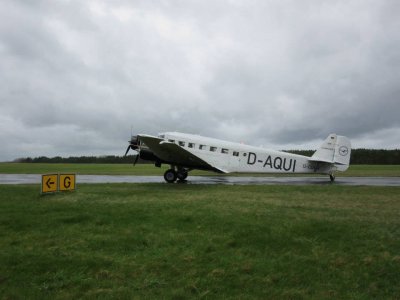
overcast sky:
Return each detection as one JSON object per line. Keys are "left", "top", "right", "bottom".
{"left": 1, "top": 0, "right": 399, "bottom": 161}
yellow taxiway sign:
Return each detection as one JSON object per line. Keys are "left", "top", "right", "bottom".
{"left": 41, "top": 174, "right": 58, "bottom": 193}
{"left": 41, "top": 173, "right": 76, "bottom": 194}
{"left": 59, "top": 174, "right": 76, "bottom": 191}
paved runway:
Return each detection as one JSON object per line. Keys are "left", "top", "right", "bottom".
{"left": 1, "top": 174, "right": 400, "bottom": 186}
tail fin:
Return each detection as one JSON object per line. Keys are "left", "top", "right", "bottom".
{"left": 311, "top": 134, "right": 351, "bottom": 171}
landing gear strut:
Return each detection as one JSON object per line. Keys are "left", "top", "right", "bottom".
{"left": 329, "top": 174, "right": 335, "bottom": 182}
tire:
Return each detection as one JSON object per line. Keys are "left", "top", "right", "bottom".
{"left": 177, "top": 171, "right": 188, "bottom": 181}
{"left": 164, "top": 169, "right": 177, "bottom": 183}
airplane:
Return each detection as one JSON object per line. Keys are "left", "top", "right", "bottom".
{"left": 124, "top": 132, "right": 351, "bottom": 183}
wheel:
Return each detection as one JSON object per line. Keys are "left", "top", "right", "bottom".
{"left": 177, "top": 171, "right": 188, "bottom": 181}
{"left": 329, "top": 174, "right": 335, "bottom": 182}
{"left": 164, "top": 169, "right": 177, "bottom": 183}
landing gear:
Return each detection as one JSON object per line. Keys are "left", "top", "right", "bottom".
{"left": 329, "top": 174, "right": 335, "bottom": 182}
{"left": 177, "top": 170, "right": 188, "bottom": 181}
{"left": 164, "top": 169, "right": 177, "bottom": 183}
{"left": 163, "top": 167, "right": 189, "bottom": 183}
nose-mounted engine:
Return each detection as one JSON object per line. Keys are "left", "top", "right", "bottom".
{"left": 124, "top": 135, "right": 161, "bottom": 165}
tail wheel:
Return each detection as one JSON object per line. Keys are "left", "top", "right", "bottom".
{"left": 177, "top": 171, "right": 188, "bottom": 181}
{"left": 164, "top": 169, "right": 177, "bottom": 183}
{"left": 329, "top": 174, "right": 335, "bottom": 182}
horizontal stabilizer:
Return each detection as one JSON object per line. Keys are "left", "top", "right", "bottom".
{"left": 308, "top": 157, "right": 335, "bottom": 164}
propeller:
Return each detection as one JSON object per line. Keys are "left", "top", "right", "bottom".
{"left": 124, "top": 135, "right": 141, "bottom": 165}
{"left": 133, "top": 153, "right": 139, "bottom": 165}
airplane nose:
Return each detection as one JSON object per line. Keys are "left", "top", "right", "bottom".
{"left": 124, "top": 135, "right": 141, "bottom": 165}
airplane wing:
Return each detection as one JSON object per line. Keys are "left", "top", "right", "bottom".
{"left": 138, "top": 134, "right": 227, "bottom": 173}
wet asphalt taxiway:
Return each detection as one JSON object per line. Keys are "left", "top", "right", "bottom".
{"left": 0, "top": 174, "right": 400, "bottom": 186}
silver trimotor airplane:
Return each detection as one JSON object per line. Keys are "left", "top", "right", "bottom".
{"left": 124, "top": 132, "right": 351, "bottom": 183}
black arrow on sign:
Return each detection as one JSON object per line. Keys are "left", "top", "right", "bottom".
{"left": 46, "top": 177, "right": 55, "bottom": 189}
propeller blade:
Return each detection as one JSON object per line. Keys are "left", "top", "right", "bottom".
{"left": 124, "top": 145, "right": 131, "bottom": 157}
{"left": 133, "top": 153, "right": 139, "bottom": 166}
{"left": 125, "top": 132, "right": 140, "bottom": 165}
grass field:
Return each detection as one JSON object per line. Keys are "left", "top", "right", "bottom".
{"left": 1, "top": 184, "right": 399, "bottom": 299}
{"left": 1, "top": 163, "right": 400, "bottom": 177}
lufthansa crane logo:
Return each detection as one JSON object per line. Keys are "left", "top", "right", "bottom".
{"left": 339, "top": 146, "right": 349, "bottom": 156}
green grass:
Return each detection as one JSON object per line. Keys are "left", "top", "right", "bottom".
{"left": 342, "top": 165, "right": 400, "bottom": 177}
{"left": 1, "top": 184, "right": 400, "bottom": 299}
{"left": 1, "top": 163, "right": 400, "bottom": 177}
{"left": 0, "top": 163, "right": 153, "bottom": 175}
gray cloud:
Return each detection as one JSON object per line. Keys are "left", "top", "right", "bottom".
{"left": 1, "top": 0, "right": 399, "bottom": 161}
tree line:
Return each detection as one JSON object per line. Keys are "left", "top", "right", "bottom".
{"left": 287, "top": 149, "right": 400, "bottom": 164}
{"left": 13, "top": 149, "right": 400, "bottom": 164}
{"left": 13, "top": 155, "right": 142, "bottom": 164}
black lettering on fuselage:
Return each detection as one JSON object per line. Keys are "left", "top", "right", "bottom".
{"left": 247, "top": 153, "right": 297, "bottom": 173}
{"left": 283, "top": 158, "right": 292, "bottom": 171}
{"left": 247, "top": 152, "right": 256, "bottom": 165}
{"left": 263, "top": 155, "right": 272, "bottom": 168}
{"left": 303, "top": 163, "right": 318, "bottom": 172}
{"left": 274, "top": 157, "right": 283, "bottom": 170}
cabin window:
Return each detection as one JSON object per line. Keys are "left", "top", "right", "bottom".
{"left": 199, "top": 144, "right": 206, "bottom": 150}
{"left": 233, "top": 151, "right": 239, "bottom": 157}
{"left": 188, "top": 143, "right": 195, "bottom": 148}
{"left": 221, "top": 148, "right": 229, "bottom": 154}
{"left": 243, "top": 153, "right": 247, "bottom": 156}
{"left": 178, "top": 141, "right": 185, "bottom": 147}
{"left": 168, "top": 139, "right": 175, "bottom": 143}
{"left": 210, "top": 146, "right": 217, "bottom": 152}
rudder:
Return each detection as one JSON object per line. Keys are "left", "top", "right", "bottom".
{"left": 334, "top": 135, "right": 351, "bottom": 171}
